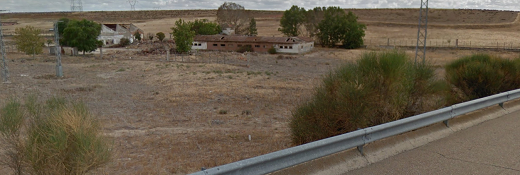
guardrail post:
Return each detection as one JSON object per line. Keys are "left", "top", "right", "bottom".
{"left": 499, "top": 102, "right": 504, "bottom": 109}
{"left": 443, "top": 120, "right": 449, "bottom": 127}
{"left": 357, "top": 145, "right": 364, "bottom": 155}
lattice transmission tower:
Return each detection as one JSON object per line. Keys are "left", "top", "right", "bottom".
{"left": 0, "top": 15, "right": 9, "bottom": 82}
{"left": 70, "top": 0, "right": 83, "bottom": 12}
{"left": 129, "top": 0, "right": 137, "bottom": 11}
{"left": 414, "top": 0, "right": 429, "bottom": 65}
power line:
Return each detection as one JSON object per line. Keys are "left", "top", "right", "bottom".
{"left": 415, "top": 0, "right": 429, "bottom": 65}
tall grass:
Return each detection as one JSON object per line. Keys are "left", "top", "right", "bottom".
{"left": 445, "top": 54, "right": 520, "bottom": 102}
{"left": 0, "top": 99, "right": 25, "bottom": 175}
{"left": 290, "top": 50, "right": 446, "bottom": 145}
{"left": 0, "top": 96, "right": 111, "bottom": 175}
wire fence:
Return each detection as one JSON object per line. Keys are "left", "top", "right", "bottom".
{"left": 366, "top": 38, "right": 520, "bottom": 50}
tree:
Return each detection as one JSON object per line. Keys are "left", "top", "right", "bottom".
{"left": 342, "top": 11, "right": 366, "bottom": 49}
{"left": 13, "top": 26, "right": 44, "bottom": 58}
{"left": 57, "top": 18, "right": 70, "bottom": 45}
{"left": 119, "top": 38, "right": 130, "bottom": 47}
{"left": 304, "top": 7, "right": 325, "bottom": 38}
{"left": 317, "top": 7, "right": 366, "bottom": 49}
{"left": 147, "top": 33, "right": 154, "bottom": 41}
{"left": 171, "top": 19, "right": 195, "bottom": 53}
{"left": 62, "top": 19, "right": 102, "bottom": 55}
{"left": 134, "top": 31, "right": 141, "bottom": 41}
{"left": 156, "top": 32, "right": 165, "bottom": 42}
{"left": 279, "top": 5, "right": 306, "bottom": 37}
{"left": 216, "top": 2, "right": 250, "bottom": 35}
{"left": 248, "top": 18, "right": 257, "bottom": 36}
{"left": 190, "top": 19, "right": 221, "bottom": 35}
{"left": 46, "top": 39, "right": 53, "bottom": 47}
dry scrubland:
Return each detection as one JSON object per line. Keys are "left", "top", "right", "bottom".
{"left": 1, "top": 9, "right": 520, "bottom": 174}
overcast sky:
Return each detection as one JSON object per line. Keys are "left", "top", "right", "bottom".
{"left": 1, "top": 0, "right": 519, "bottom": 12}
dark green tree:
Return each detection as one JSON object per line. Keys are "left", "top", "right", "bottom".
{"left": 190, "top": 19, "right": 221, "bottom": 35}
{"left": 317, "top": 7, "right": 366, "bottom": 49}
{"left": 134, "top": 31, "right": 141, "bottom": 41}
{"left": 171, "top": 19, "right": 195, "bottom": 53}
{"left": 156, "top": 32, "right": 165, "bottom": 42}
{"left": 279, "top": 5, "right": 306, "bottom": 37}
{"left": 248, "top": 18, "right": 257, "bottom": 36}
{"left": 342, "top": 11, "right": 366, "bottom": 49}
{"left": 304, "top": 7, "right": 325, "bottom": 38}
{"left": 62, "top": 19, "right": 102, "bottom": 55}
{"left": 57, "top": 18, "right": 70, "bottom": 45}
{"left": 147, "top": 33, "right": 154, "bottom": 41}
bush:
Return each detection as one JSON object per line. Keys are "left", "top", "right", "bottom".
{"left": 445, "top": 54, "right": 520, "bottom": 102}
{"left": 290, "top": 50, "right": 446, "bottom": 145}
{"left": 0, "top": 96, "right": 111, "bottom": 175}
{"left": 268, "top": 47, "right": 277, "bottom": 54}
{"left": 237, "top": 45, "right": 253, "bottom": 53}
{"left": 119, "top": 38, "right": 131, "bottom": 47}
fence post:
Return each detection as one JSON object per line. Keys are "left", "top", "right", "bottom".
{"left": 456, "top": 39, "right": 458, "bottom": 48}
{"left": 387, "top": 38, "right": 390, "bottom": 46}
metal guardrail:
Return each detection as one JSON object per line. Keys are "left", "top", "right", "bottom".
{"left": 191, "top": 89, "right": 520, "bottom": 175}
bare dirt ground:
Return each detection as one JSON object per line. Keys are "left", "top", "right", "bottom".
{"left": 1, "top": 9, "right": 520, "bottom": 174}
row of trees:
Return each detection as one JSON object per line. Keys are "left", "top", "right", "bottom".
{"left": 13, "top": 18, "right": 102, "bottom": 56}
{"left": 279, "top": 6, "right": 366, "bottom": 49}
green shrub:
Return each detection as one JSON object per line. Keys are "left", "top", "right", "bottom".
{"left": 445, "top": 54, "right": 520, "bottom": 102}
{"left": 290, "top": 50, "right": 446, "bottom": 145}
{"left": 119, "top": 38, "right": 131, "bottom": 47}
{"left": 0, "top": 96, "right": 111, "bottom": 175}
{"left": 268, "top": 47, "right": 277, "bottom": 54}
{"left": 237, "top": 45, "right": 253, "bottom": 53}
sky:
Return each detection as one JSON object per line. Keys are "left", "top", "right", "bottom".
{"left": 1, "top": 0, "right": 519, "bottom": 12}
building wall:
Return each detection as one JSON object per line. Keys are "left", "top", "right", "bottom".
{"left": 98, "top": 35, "right": 125, "bottom": 45}
{"left": 192, "top": 39, "right": 314, "bottom": 54}
{"left": 205, "top": 42, "right": 275, "bottom": 52}
{"left": 192, "top": 42, "right": 207, "bottom": 50}
{"left": 275, "top": 42, "right": 314, "bottom": 54}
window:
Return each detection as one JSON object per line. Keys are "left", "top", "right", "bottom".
{"left": 198, "top": 43, "right": 202, "bottom": 46}
{"left": 284, "top": 46, "right": 288, "bottom": 49}
{"left": 213, "top": 44, "right": 218, "bottom": 46}
{"left": 221, "top": 44, "right": 226, "bottom": 46}
{"left": 289, "top": 46, "right": 293, "bottom": 49}
{"left": 263, "top": 45, "right": 266, "bottom": 48}
{"left": 255, "top": 45, "right": 260, "bottom": 48}
{"left": 229, "top": 44, "right": 234, "bottom": 47}
{"left": 279, "top": 46, "right": 283, "bottom": 49}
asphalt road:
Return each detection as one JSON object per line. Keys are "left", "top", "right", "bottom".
{"left": 347, "top": 109, "right": 520, "bottom": 175}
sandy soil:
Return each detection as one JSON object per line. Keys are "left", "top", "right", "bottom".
{"left": 1, "top": 9, "right": 520, "bottom": 174}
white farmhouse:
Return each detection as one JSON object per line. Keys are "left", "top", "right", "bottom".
{"left": 98, "top": 24, "right": 143, "bottom": 45}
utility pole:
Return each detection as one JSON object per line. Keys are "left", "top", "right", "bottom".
{"left": 414, "top": 0, "right": 429, "bottom": 65}
{"left": 0, "top": 14, "right": 9, "bottom": 82}
{"left": 54, "top": 22, "right": 63, "bottom": 77}
{"left": 70, "top": 0, "right": 83, "bottom": 12}
{"left": 129, "top": 0, "right": 137, "bottom": 11}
